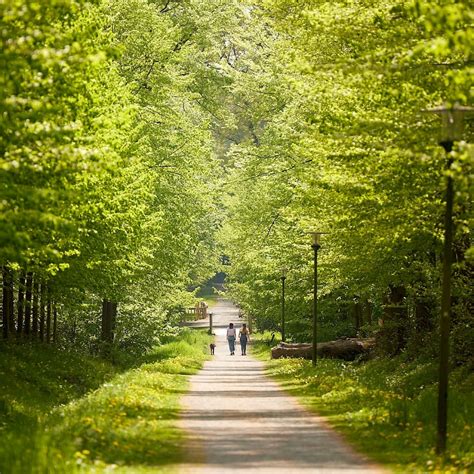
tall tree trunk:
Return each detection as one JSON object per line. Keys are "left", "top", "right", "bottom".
{"left": 8, "top": 271, "right": 14, "bottom": 335}
{"left": 24, "top": 272, "right": 33, "bottom": 335}
{"left": 46, "top": 289, "right": 52, "bottom": 344}
{"left": 101, "top": 299, "right": 109, "bottom": 343}
{"left": 32, "top": 280, "right": 39, "bottom": 336}
{"left": 415, "top": 298, "right": 434, "bottom": 333}
{"left": 353, "top": 300, "right": 362, "bottom": 332}
{"left": 17, "top": 271, "right": 26, "bottom": 335}
{"left": 2, "top": 267, "right": 8, "bottom": 338}
{"left": 363, "top": 299, "right": 373, "bottom": 325}
{"left": 72, "top": 316, "right": 77, "bottom": 344}
{"left": 53, "top": 303, "right": 58, "bottom": 344}
{"left": 39, "top": 283, "right": 45, "bottom": 342}
{"left": 101, "top": 300, "right": 117, "bottom": 353}
{"left": 2, "top": 267, "right": 14, "bottom": 338}
{"left": 378, "top": 285, "right": 407, "bottom": 355}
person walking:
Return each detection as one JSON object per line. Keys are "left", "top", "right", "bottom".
{"left": 239, "top": 323, "right": 250, "bottom": 356}
{"left": 226, "top": 323, "right": 236, "bottom": 355}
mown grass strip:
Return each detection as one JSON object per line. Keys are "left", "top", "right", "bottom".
{"left": 252, "top": 333, "right": 473, "bottom": 473}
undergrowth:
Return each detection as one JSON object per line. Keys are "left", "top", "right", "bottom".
{"left": 0, "top": 329, "right": 211, "bottom": 473}
{"left": 252, "top": 332, "right": 473, "bottom": 473}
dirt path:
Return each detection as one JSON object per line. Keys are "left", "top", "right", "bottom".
{"left": 179, "top": 299, "right": 385, "bottom": 473}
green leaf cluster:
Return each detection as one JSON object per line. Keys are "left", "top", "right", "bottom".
{"left": 219, "top": 0, "right": 473, "bottom": 350}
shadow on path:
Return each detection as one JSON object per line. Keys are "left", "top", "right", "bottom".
{"left": 179, "top": 299, "right": 385, "bottom": 473}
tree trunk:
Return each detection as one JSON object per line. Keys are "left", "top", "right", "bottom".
{"left": 353, "top": 300, "right": 362, "bottom": 332}
{"left": 271, "top": 338, "right": 376, "bottom": 361}
{"left": 363, "top": 299, "right": 373, "bottom": 325}
{"left": 32, "top": 280, "right": 39, "bottom": 336}
{"left": 71, "top": 316, "right": 77, "bottom": 344}
{"left": 2, "top": 267, "right": 14, "bottom": 338}
{"left": 24, "top": 272, "right": 33, "bottom": 335}
{"left": 8, "top": 271, "right": 14, "bottom": 334}
{"left": 1, "top": 268, "right": 6, "bottom": 338}
{"left": 378, "top": 285, "right": 407, "bottom": 355}
{"left": 101, "top": 299, "right": 117, "bottom": 349}
{"left": 415, "top": 298, "right": 433, "bottom": 333}
{"left": 39, "top": 283, "right": 46, "bottom": 342}
{"left": 53, "top": 303, "right": 58, "bottom": 344}
{"left": 17, "top": 271, "right": 26, "bottom": 335}
{"left": 46, "top": 289, "right": 51, "bottom": 344}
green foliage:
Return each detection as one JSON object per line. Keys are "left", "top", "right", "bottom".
{"left": 0, "top": 329, "right": 211, "bottom": 473}
{"left": 218, "top": 0, "right": 474, "bottom": 358}
{"left": 1, "top": 0, "right": 248, "bottom": 349}
{"left": 0, "top": 340, "right": 118, "bottom": 473}
{"left": 1, "top": 1, "right": 473, "bottom": 469}
{"left": 252, "top": 335, "right": 473, "bottom": 472}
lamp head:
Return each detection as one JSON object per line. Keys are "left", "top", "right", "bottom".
{"left": 281, "top": 267, "right": 288, "bottom": 278}
{"left": 307, "top": 231, "right": 327, "bottom": 246}
{"left": 424, "top": 104, "right": 473, "bottom": 152}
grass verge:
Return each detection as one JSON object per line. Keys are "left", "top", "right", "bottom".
{"left": 0, "top": 329, "right": 211, "bottom": 473}
{"left": 252, "top": 333, "right": 473, "bottom": 473}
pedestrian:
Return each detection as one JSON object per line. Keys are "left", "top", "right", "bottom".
{"left": 239, "top": 323, "right": 250, "bottom": 355}
{"left": 226, "top": 322, "right": 236, "bottom": 355}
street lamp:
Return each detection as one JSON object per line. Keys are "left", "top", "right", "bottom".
{"left": 280, "top": 268, "right": 287, "bottom": 342}
{"left": 208, "top": 312, "right": 213, "bottom": 335}
{"left": 308, "top": 232, "right": 325, "bottom": 366}
{"left": 426, "top": 104, "right": 472, "bottom": 454}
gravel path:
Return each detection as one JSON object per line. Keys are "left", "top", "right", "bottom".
{"left": 179, "top": 299, "right": 385, "bottom": 473}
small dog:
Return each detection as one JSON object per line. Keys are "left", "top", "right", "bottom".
{"left": 210, "top": 343, "right": 216, "bottom": 355}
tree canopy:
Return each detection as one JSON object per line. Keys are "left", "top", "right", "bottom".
{"left": 1, "top": 0, "right": 473, "bottom": 358}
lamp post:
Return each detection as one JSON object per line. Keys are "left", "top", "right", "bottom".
{"left": 426, "top": 104, "right": 472, "bottom": 454}
{"left": 209, "top": 312, "right": 213, "bottom": 335}
{"left": 281, "top": 268, "right": 287, "bottom": 342}
{"left": 308, "top": 232, "right": 324, "bottom": 366}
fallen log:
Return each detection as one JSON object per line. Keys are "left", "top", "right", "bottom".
{"left": 271, "top": 338, "right": 376, "bottom": 361}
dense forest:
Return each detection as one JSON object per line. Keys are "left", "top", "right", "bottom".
{"left": 1, "top": 0, "right": 473, "bottom": 472}
{"left": 220, "top": 1, "right": 473, "bottom": 361}
{"left": 2, "top": 0, "right": 230, "bottom": 353}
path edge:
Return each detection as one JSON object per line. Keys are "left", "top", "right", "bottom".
{"left": 258, "top": 354, "right": 392, "bottom": 474}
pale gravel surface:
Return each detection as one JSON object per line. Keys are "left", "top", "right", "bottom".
{"left": 179, "top": 298, "right": 386, "bottom": 473}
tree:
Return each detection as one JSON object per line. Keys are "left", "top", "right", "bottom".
{"left": 219, "top": 0, "right": 473, "bottom": 353}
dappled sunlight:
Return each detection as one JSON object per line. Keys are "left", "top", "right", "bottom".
{"left": 1, "top": 0, "right": 472, "bottom": 473}
{"left": 179, "top": 301, "right": 380, "bottom": 473}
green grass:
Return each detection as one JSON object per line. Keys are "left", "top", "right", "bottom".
{"left": 252, "top": 332, "right": 473, "bottom": 473}
{"left": 0, "top": 329, "right": 211, "bottom": 473}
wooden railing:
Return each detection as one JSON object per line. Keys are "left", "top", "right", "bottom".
{"left": 183, "top": 304, "right": 208, "bottom": 321}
